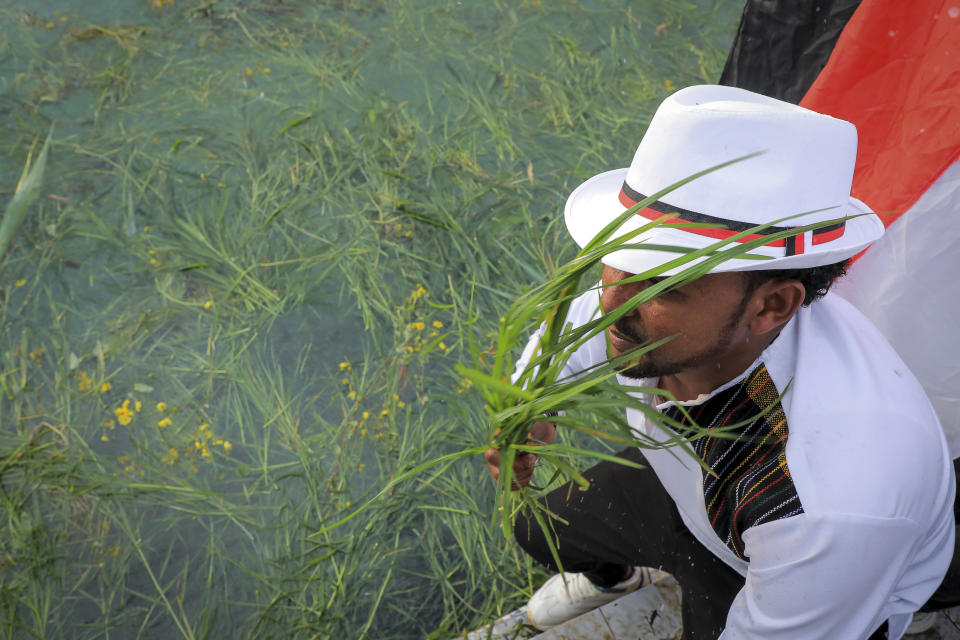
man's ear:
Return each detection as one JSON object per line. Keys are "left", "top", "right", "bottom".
{"left": 747, "top": 280, "right": 805, "bottom": 335}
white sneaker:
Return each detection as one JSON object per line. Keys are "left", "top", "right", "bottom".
{"left": 526, "top": 566, "right": 653, "bottom": 630}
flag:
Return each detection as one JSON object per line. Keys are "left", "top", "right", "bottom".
{"left": 722, "top": 0, "right": 960, "bottom": 455}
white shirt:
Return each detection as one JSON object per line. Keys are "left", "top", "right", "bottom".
{"left": 516, "top": 289, "right": 955, "bottom": 639}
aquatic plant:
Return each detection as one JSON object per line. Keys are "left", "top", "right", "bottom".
{"left": 0, "top": 128, "right": 52, "bottom": 258}
{"left": 0, "top": 2, "right": 743, "bottom": 638}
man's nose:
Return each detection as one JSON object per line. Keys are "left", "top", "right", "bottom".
{"left": 603, "top": 270, "right": 650, "bottom": 315}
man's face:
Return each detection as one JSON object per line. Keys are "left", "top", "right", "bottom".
{"left": 600, "top": 266, "right": 754, "bottom": 380}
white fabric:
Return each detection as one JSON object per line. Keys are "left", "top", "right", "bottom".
{"left": 516, "top": 289, "right": 955, "bottom": 639}
{"left": 835, "top": 156, "right": 960, "bottom": 458}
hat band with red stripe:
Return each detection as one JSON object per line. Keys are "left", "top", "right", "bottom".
{"left": 618, "top": 181, "right": 846, "bottom": 257}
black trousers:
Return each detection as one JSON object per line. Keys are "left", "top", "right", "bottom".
{"left": 514, "top": 448, "right": 891, "bottom": 639}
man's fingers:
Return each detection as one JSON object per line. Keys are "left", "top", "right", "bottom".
{"left": 484, "top": 420, "right": 556, "bottom": 488}
{"left": 529, "top": 420, "right": 557, "bottom": 445}
{"left": 513, "top": 453, "right": 537, "bottom": 485}
{"left": 484, "top": 448, "right": 539, "bottom": 488}
{"left": 484, "top": 448, "right": 502, "bottom": 482}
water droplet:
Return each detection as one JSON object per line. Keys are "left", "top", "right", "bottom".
{"left": 950, "top": 7, "right": 960, "bottom": 17}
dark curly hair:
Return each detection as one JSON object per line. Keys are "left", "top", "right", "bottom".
{"left": 742, "top": 259, "right": 850, "bottom": 307}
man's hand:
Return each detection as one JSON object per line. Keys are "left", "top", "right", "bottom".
{"left": 484, "top": 420, "right": 557, "bottom": 489}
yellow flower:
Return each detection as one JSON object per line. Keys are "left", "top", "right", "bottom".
{"left": 114, "top": 400, "right": 134, "bottom": 425}
{"left": 15, "top": 279, "right": 26, "bottom": 287}
{"left": 397, "top": 400, "right": 406, "bottom": 408}
{"left": 380, "top": 409, "right": 389, "bottom": 416}
{"left": 201, "top": 446, "right": 211, "bottom": 458}
{"left": 157, "top": 418, "right": 172, "bottom": 427}
{"left": 439, "top": 342, "right": 448, "bottom": 351}
{"left": 410, "top": 321, "right": 425, "bottom": 331}
{"left": 149, "top": 258, "right": 159, "bottom": 266}
{"left": 103, "top": 418, "right": 115, "bottom": 428}
{"left": 77, "top": 370, "right": 92, "bottom": 392}
{"left": 134, "top": 400, "right": 142, "bottom": 412}
{"left": 428, "top": 331, "right": 438, "bottom": 338}
{"left": 100, "top": 382, "right": 112, "bottom": 393}
{"left": 347, "top": 391, "right": 357, "bottom": 400}
{"left": 432, "top": 320, "right": 443, "bottom": 328}
{"left": 339, "top": 361, "right": 351, "bottom": 371}
{"left": 246, "top": 67, "right": 254, "bottom": 76}
{"left": 222, "top": 441, "right": 232, "bottom": 453}
{"left": 156, "top": 402, "right": 167, "bottom": 412}
{"left": 362, "top": 411, "right": 370, "bottom": 420}
{"left": 203, "top": 300, "right": 213, "bottom": 309}
{"left": 101, "top": 434, "right": 109, "bottom": 441}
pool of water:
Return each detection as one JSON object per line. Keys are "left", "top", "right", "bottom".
{"left": 0, "top": 1, "right": 743, "bottom": 637}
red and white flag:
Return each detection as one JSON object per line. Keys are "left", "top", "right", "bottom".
{"left": 723, "top": 0, "right": 960, "bottom": 454}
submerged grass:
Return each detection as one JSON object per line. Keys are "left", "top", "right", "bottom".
{"left": 0, "top": 1, "right": 740, "bottom": 638}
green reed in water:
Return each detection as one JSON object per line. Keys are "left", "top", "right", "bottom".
{"left": 0, "top": 1, "right": 743, "bottom": 638}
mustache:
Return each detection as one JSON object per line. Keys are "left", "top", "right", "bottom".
{"left": 612, "top": 319, "right": 644, "bottom": 344}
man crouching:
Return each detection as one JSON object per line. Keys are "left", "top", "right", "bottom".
{"left": 485, "top": 85, "right": 955, "bottom": 640}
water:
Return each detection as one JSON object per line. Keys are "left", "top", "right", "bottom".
{"left": 0, "top": 1, "right": 743, "bottom": 637}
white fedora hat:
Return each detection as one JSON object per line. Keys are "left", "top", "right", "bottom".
{"left": 564, "top": 85, "right": 885, "bottom": 275}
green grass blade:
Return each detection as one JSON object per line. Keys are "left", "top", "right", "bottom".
{"left": 0, "top": 127, "right": 53, "bottom": 257}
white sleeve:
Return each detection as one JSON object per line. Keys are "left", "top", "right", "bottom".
{"left": 721, "top": 513, "right": 924, "bottom": 640}
{"left": 510, "top": 288, "right": 606, "bottom": 384}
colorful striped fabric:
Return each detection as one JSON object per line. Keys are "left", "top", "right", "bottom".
{"left": 664, "top": 364, "right": 804, "bottom": 559}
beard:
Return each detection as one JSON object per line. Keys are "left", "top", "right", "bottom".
{"left": 612, "top": 297, "right": 749, "bottom": 380}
